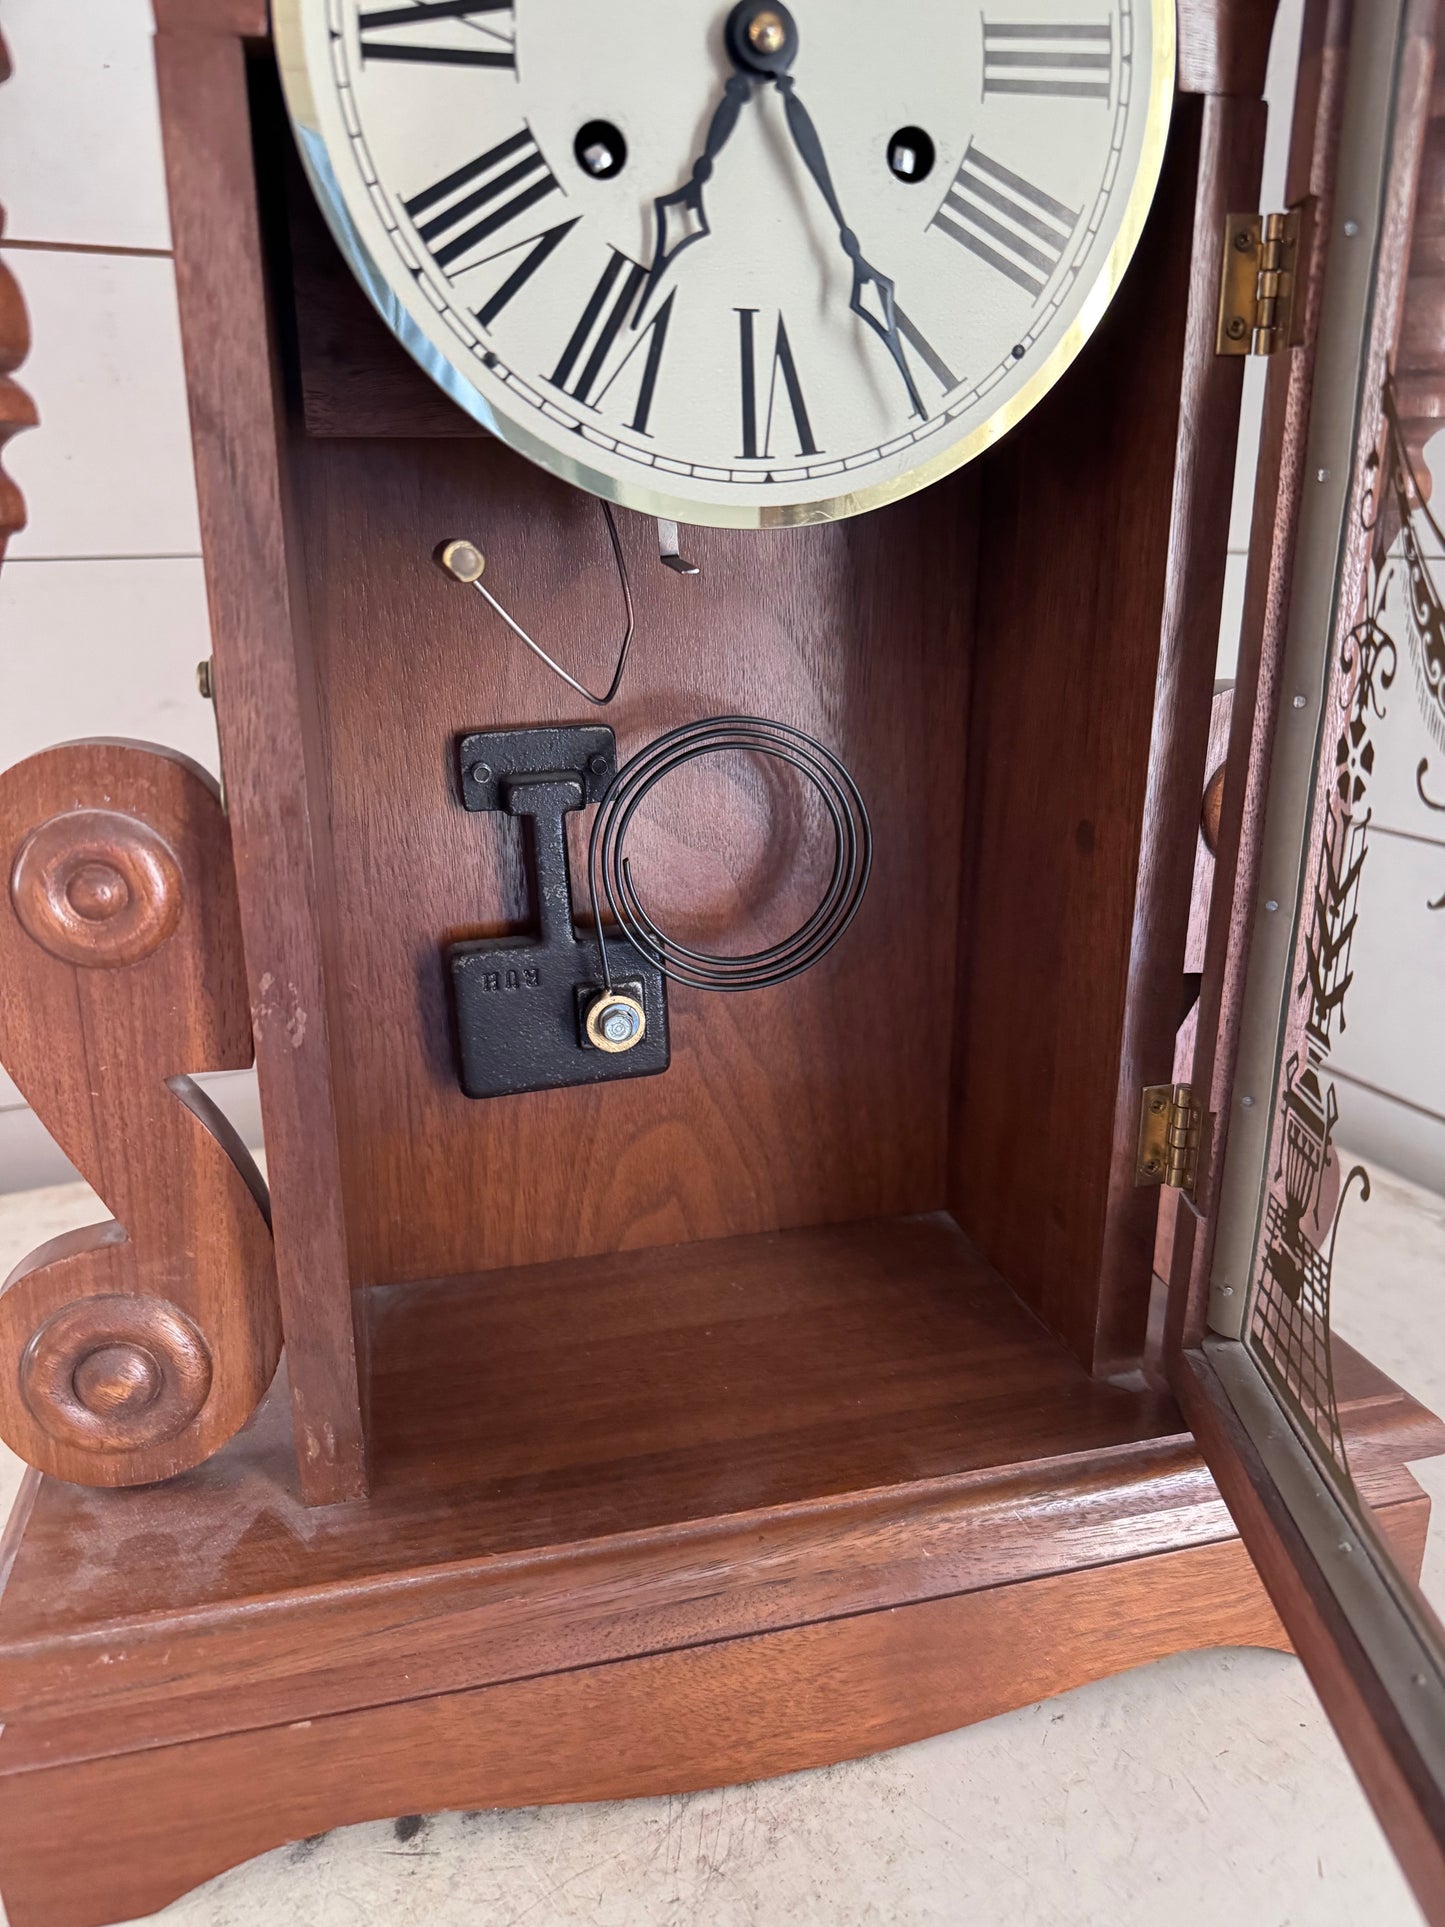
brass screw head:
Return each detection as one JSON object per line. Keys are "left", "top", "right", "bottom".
{"left": 437, "top": 538, "right": 486, "bottom": 584}
{"left": 748, "top": 9, "right": 787, "bottom": 53}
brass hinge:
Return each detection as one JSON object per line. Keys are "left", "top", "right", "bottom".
{"left": 1216, "top": 205, "right": 1307, "bottom": 356}
{"left": 1136, "top": 1082, "right": 1203, "bottom": 1193}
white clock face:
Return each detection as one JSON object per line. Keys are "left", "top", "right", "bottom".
{"left": 276, "top": 0, "right": 1173, "bottom": 527}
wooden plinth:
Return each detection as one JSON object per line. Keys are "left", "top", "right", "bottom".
{"left": 0, "top": 1215, "right": 1437, "bottom": 1927}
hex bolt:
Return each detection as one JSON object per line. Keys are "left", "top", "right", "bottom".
{"left": 602, "top": 1004, "right": 640, "bottom": 1044}
{"left": 586, "top": 991, "right": 647, "bottom": 1054}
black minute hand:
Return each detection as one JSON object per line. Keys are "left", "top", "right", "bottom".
{"left": 774, "top": 74, "right": 925, "bottom": 419}
{"left": 634, "top": 71, "right": 753, "bottom": 327}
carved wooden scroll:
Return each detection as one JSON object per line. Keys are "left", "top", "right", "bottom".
{"left": 0, "top": 35, "right": 38, "bottom": 561}
{"left": 0, "top": 743, "right": 281, "bottom": 1485}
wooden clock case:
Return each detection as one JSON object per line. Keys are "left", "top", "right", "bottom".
{"left": 0, "top": 3, "right": 1442, "bottom": 1924}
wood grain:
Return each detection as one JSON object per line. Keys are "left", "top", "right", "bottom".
{"left": 151, "top": 0, "right": 266, "bottom": 34}
{"left": 154, "top": 28, "right": 367, "bottom": 1503}
{"left": 0, "top": 1213, "right": 1181, "bottom": 1750}
{"left": 1393, "top": 55, "right": 1445, "bottom": 488}
{"left": 1177, "top": 0, "right": 1282, "bottom": 97}
{"left": 0, "top": 1215, "right": 1433, "bottom": 1766}
{"left": 287, "top": 433, "right": 973, "bottom": 1285}
{"left": 0, "top": 1532, "right": 1297, "bottom": 1927}
{"left": 0, "top": 35, "right": 38, "bottom": 565}
{"left": 287, "top": 161, "right": 484, "bottom": 440}
{"left": 0, "top": 744, "right": 280, "bottom": 1485}
{"left": 1168, "top": 7, "right": 1445, "bottom": 1919}
{"left": 1165, "top": 0, "right": 1355, "bottom": 1354}
{"left": 950, "top": 95, "right": 1257, "bottom": 1375}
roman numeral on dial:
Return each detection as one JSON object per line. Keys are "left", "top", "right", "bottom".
{"left": 982, "top": 18, "right": 1112, "bottom": 100}
{"left": 358, "top": 0, "right": 516, "bottom": 68}
{"left": 737, "top": 311, "right": 819, "bottom": 461}
{"left": 550, "top": 251, "right": 677, "bottom": 437}
{"left": 405, "top": 129, "right": 562, "bottom": 275}
{"left": 930, "top": 144, "right": 1080, "bottom": 299}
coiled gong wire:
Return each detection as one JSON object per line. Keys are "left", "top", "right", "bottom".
{"left": 587, "top": 716, "right": 872, "bottom": 995}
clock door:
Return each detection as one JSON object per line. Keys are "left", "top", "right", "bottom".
{"left": 1164, "top": 0, "right": 1445, "bottom": 1906}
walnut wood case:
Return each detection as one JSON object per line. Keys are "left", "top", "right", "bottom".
{"left": 1, "top": 3, "right": 1444, "bottom": 1924}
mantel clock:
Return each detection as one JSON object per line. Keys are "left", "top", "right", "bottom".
{"left": 3, "top": 3, "right": 1445, "bottom": 1924}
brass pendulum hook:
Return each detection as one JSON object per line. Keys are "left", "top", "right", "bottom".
{"left": 435, "top": 499, "right": 637, "bottom": 708}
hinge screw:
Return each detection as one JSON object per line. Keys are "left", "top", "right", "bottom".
{"left": 1233, "top": 228, "right": 1254, "bottom": 252}
{"left": 1225, "top": 315, "right": 1248, "bottom": 341}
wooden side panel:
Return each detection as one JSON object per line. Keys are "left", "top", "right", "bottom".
{"left": 153, "top": 28, "right": 368, "bottom": 1501}
{"left": 0, "top": 745, "right": 280, "bottom": 1485}
{"left": 1178, "top": 0, "right": 1282, "bottom": 96}
{"left": 951, "top": 94, "right": 1259, "bottom": 1373}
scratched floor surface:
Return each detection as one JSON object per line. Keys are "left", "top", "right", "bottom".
{"left": 0, "top": 1163, "right": 1438, "bottom": 1927}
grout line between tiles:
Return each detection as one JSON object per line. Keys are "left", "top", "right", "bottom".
{"left": 1, "top": 553, "right": 205, "bottom": 565}
{"left": 1329, "top": 1064, "right": 1445, "bottom": 1130}
{"left": 1371, "top": 821, "right": 1445, "bottom": 854}
{"left": 0, "top": 239, "right": 171, "bottom": 260}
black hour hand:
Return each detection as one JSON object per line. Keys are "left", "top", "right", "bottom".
{"left": 635, "top": 71, "right": 753, "bottom": 326}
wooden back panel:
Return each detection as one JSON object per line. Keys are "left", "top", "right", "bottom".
{"left": 286, "top": 430, "right": 975, "bottom": 1284}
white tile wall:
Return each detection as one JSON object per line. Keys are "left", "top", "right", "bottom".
{"left": 4, "top": 249, "right": 201, "bottom": 559}
{"left": 0, "top": 0, "right": 171, "bottom": 251}
{"left": 0, "top": 557, "right": 219, "bottom": 771}
{"left": 0, "top": 1, "right": 261, "bottom": 1191}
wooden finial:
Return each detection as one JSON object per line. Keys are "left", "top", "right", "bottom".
{"left": 0, "top": 34, "right": 38, "bottom": 565}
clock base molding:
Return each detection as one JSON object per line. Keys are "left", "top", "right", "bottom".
{"left": 0, "top": 1216, "right": 1439, "bottom": 1927}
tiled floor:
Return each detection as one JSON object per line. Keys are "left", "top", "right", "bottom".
{"left": 0, "top": 1168, "right": 1435, "bottom": 1926}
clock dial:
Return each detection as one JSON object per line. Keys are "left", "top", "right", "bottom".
{"left": 276, "top": 0, "right": 1173, "bottom": 526}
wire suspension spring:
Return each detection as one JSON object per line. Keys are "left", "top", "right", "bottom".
{"left": 587, "top": 715, "right": 872, "bottom": 995}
